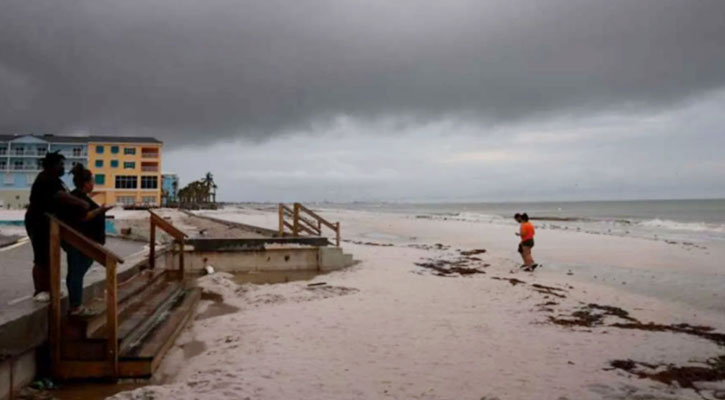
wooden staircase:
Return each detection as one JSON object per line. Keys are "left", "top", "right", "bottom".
{"left": 278, "top": 203, "right": 341, "bottom": 246}
{"left": 48, "top": 211, "right": 199, "bottom": 380}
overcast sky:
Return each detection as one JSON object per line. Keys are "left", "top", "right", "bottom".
{"left": 2, "top": 0, "right": 724, "bottom": 202}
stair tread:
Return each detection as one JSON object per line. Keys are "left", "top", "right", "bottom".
{"left": 89, "top": 280, "right": 183, "bottom": 341}
{"left": 77, "top": 269, "right": 167, "bottom": 319}
{"left": 122, "top": 287, "right": 201, "bottom": 360}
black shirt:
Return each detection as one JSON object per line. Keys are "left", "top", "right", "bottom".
{"left": 69, "top": 189, "right": 106, "bottom": 245}
{"left": 25, "top": 170, "right": 67, "bottom": 229}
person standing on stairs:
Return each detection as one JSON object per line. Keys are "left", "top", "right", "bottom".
{"left": 64, "top": 164, "right": 113, "bottom": 316}
{"left": 24, "top": 152, "right": 89, "bottom": 302}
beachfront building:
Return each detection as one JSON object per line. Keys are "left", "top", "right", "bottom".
{"left": 162, "top": 174, "right": 179, "bottom": 206}
{"left": 0, "top": 134, "right": 163, "bottom": 208}
{"left": 88, "top": 138, "right": 162, "bottom": 206}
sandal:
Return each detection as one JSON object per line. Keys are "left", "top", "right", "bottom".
{"left": 69, "top": 305, "right": 95, "bottom": 317}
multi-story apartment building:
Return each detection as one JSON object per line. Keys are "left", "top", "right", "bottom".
{"left": 0, "top": 134, "right": 163, "bottom": 208}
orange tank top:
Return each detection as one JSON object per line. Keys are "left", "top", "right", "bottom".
{"left": 520, "top": 222, "right": 535, "bottom": 242}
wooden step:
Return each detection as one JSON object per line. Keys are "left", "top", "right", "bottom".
{"left": 89, "top": 281, "right": 184, "bottom": 348}
{"left": 61, "top": 279, "right": 184, "bottom": 361}
{"left": 55, "top": 288, "right": 201, "bottom": 379}
{"left": 120, "top": 288, "right": 202, "bottom": 377}
{"left": 63, "top": 269, "right": 168, "bottom": 339}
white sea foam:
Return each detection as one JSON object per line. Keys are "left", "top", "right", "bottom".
{"left": 637, "top": 218, "right": 725, "bottom": 234}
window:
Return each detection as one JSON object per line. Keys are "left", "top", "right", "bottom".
{"left": 0, "top": 160, "right": 6, "bottom": 169}
{"left": 124, "top": 162, "right": 135, "bottom": 169}
{"left": 0, "top": 147, "right": 6, "bottom": 155}
{"left": 111, "top": 160, "right": 119, "bottom": 168}
{"left": 141, "top": 176, "right": 158, "bottom": 189}
{"left": 36, "top": 160, "right": 43, "bottom": 170}
{"left": 13, "top": 160, "right": 23, "bottom": 170}
{"left": 117, "top": 196, "right": 135, "bottom": 206}
{"left": 142, "top": 196, "right": 156, "bottom": 205}
{"left": 96, "top": 145, "right": 104, "bottom": 154}
{"left": 36, "top": 147, "right": 46, "bottom": 156}
{"left": 111, "top": 146, "right": 119, "bottom": 154}
{"left": 124, "top": 147, "right": 136, "bottom": 155}
{"left": 14, "top": 146, "right": 24, "bottom": 155}
{"left": 115, "top": 175, "right": 137, "bottom": 189}
{"left": 95, "top": 174, "right": 105, "bottom": 185}
{"left": 95, "top": 160, "right": 104, "bottom": 168}
{"left": 73, "top": 147, "right": 82, "bottom": 157}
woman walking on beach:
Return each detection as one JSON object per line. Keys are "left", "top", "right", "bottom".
{"left": 63, "top": 164, "right": 112, "bottom": 316}
{"left": 515, "top": 213, "right": 538, "bottom": 271}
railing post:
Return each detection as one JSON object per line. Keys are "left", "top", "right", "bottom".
{"left": 149, "top": 218, "right": 156, "bottom": 269}
{"left": 335, "top": 222, "right": 340, "bottom": 247}
{"left": 278, "top": 204, "right": 285, "bottom": 236}
{"left": 293, "top": 203, "right": 300, "bottom": 237}
{"left": 178, "top": 238, "right": 185, "bottom": 281}
{"left": 48, "top": 219, "right": 62, "bottom": 376}
{"left": 106, "top": 255, "right": 119, "bottom": 378}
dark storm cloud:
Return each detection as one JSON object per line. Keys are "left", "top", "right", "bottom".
{"left": 1, "top": 0, "right": 725, "bottom": 146}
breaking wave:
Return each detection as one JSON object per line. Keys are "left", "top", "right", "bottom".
{"left": 637, "top": 218, "right": 725, "bottom": 234}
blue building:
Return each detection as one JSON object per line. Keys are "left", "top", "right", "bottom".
{"left": 161, "top": 174, "right": 179, "bottom": 206}
{"left": 0, "top": 134, "right": 89, "bottom": 208}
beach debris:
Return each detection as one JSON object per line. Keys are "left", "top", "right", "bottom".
{"left": 611, "top": 322, "right": 725, "bottom": 347}
{"left": 550, "top": 304, "right": 725, "bottom": 347}
{"left": 120, "top": 227, "right": 132, "bottom": 235}
{"left": 459, "top": 248, "right": 487, "bottom": 256}
{"left": 530, "top": 284, "right": 568, "bottom": 298}
{"left": 549, "top": 303, "right": 638, "bottom": 327}
{"left": 491, "top": 277, "right": 526, "bottom": 286}
{"left": 407, "top": 243, "right": 451, "bottom": 251}
{"left": 204, "top": 265, "right": 215, "bottom": 275}
{"left": 343, "top": 240, "right": 395, "bottom": 247}
{"left": 415, "top": 260, "right": 487, "bottom": 276}
{"left": 307, "top": 282, "right": 327, "bottom": 287}
{"left": 608, "top": 355, "right": 725, "bottom": 392}
{"left": 414, "top": 251, "right": 489, "bottom": 276}
{"left": 566, "top": 270, "right": 573, "bottom": 276}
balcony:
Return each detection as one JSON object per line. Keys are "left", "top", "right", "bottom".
{"left": 0, "top": 149, "right": 6, "bottom": 156}
{"left": 141, "top": 162, "right": 159, "bottom": 172}
{"left": 141, "top": 152, "right": 159, "bottom": 159}
{"left": 12, "top": 165, "right": 39, "bottom": 171}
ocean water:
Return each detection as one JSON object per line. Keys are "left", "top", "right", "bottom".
{"left": 329, "top": 199, "right": 725, "bottom": 242}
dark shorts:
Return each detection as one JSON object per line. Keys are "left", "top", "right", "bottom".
{"left": 517, "top": 239, "right": 534, "bottom": 253}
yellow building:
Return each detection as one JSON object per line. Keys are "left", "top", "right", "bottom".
{"left": 87, "top": 137, "right": 163, "bottom": 206}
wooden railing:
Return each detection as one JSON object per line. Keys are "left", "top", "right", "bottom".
{"left": 278, "top": 203, "right": 340, "bottom": 246}
{"left": 148, "top": 210, "right": 189, "bottom": 280}
{"left": 48, "top": 215, "right": 125, "bottom": 377}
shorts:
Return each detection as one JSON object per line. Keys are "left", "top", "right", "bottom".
{"left": 517, "top": 239, "right": 534, "bottom": 253}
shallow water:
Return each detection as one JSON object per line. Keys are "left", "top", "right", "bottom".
{"left": 230, "top": 269, "right": 325, "bottom": 285}
{"left": 48, "top": 381, "right": 148, "bottom": 400}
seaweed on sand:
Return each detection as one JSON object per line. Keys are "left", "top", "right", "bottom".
{"left": 609, "top": 356, "right": 725, "bottom": 391}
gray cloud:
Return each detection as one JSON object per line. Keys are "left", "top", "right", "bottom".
{"left": 2, "top": 0, "right": 725, "bottom": 146}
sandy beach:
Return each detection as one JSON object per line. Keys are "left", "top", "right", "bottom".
{"left": 98, "top": 206, "right": 725, "bottom": 400}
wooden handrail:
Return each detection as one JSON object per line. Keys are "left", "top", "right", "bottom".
{"left": 148, "top": 210, "right": 188, "bottom": 280}
{"left": 48, "top": 214, "right": 125, "bottom": 379}
{"left": 277, "top": 203, "right": 341, "bottom": 246}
